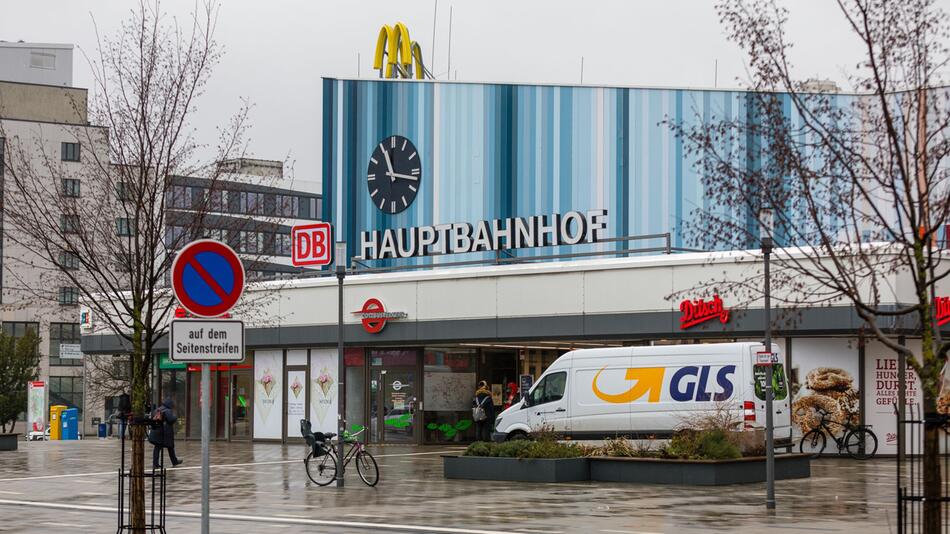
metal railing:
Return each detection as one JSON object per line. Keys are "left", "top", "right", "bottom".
{"left": 248, "top": 232, "right": 701, "bottom": 281}
{"left": 896, "top": 404, "right": 950, "bottom": 534}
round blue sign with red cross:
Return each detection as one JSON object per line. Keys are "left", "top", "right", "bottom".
{"left": 171, "top": 240, "right": 245, "bottom": 318}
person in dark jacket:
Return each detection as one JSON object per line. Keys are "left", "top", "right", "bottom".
{"left": 472, "top": 381, "right": 496, "bottom": 442}
{"left": 149, "top": 398, "right": 183, "bottom": 468}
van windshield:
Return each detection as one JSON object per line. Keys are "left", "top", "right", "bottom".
{"left": 753, "top": 364, "right": 788, "bottom": 401}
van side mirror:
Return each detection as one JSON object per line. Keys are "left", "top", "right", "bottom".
{"left": 521, "top": 397, "right": 531, "bottom": 408}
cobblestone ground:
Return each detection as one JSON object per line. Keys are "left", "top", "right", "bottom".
{"left": 0, "top": 438, "right": 897, "bottom": 533}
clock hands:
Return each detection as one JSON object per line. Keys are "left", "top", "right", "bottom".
{"left": 381, "top": 144, "right": 395, "bottom": 181}
{"left": 385, "top": 171, "right": 419, "bottom": 181}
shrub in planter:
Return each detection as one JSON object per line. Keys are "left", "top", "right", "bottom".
{"left": 663, "top": 429, "right": 741, "bottom": 460}
{"left": 462, "top": 440, "right": 584, "bottom": 459}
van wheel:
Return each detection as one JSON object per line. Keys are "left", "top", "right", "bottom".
{"left": 508, "top": 431, "right": 528, "bottom": 441}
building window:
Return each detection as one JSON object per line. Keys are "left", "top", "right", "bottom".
{"left": 61, "top": 142, "right": 80, "bottom": 162}
{"left": 116, "top": 218, "right": 135, "bottom": 236}
{"left": 59, "top": 286, "right": 79, "bottom": 305}
{"left": 116, "top": 181, "right": 131, "bottom": 201}
{"left": 60, "top": 215, "right": 79, "bottom": 234}
{"left": 49, "top": 376, "right": 84, "bottom": 419}
{"left": 276, "top": 233, "right": 292, "bottom": 256}
{"left": 2, "top": 321, "right": 38, "bottom": 339}
{"left": 49, "top": 322, "right": 82, "bottom": 366}
{"left": 208, "top": 189, "right": 224, "bottom": 212}
{"left": 278, "top": 195, "right": 298, "bottom": 218}
{"left": 59, "top": 250, "right": 80, "bottom": 270}
{"left": 29, "top": 51, "right": 56, "bottom": 70}
{"left": 62, "top": 178, "right": 80, "bottom": 197}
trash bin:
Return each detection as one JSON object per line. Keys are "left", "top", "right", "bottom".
{"left": 61, "top": 408, "right": 79, "bottom": 440}
{"left": 97, "top": 423, "right": 107, "bottom": 439}
{"left": 49, "top": 405, "right": 66, "bottom": 441}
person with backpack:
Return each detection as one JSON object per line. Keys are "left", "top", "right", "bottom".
{"left": 148, "top": 398, "right": 183, "bottom": 468}
{"left": 472, "top": 381, "right": 496, "bottom": 442}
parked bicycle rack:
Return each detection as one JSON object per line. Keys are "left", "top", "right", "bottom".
{"left": 116, "top": 419, "right": 167, "bottom": 534}
{"left": 896, "top": 404, "right": 950, "bottom": 534}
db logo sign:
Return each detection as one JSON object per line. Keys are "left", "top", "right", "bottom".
{"left": 291, "top": 222, "right": 332, "bottom": 267}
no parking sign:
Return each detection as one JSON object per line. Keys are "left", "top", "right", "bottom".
{"left": 171, "top": 240, "right": 245, "bottom": 318}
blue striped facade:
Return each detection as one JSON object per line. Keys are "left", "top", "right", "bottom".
{"left": 321, "top": 78, "right": 852, "bottom": 263}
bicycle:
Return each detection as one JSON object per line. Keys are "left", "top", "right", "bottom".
{"left": 798, "top": 408, "right": 878, "bottom": 460}
{"left": 300, "top": 419, "right": 379, "bottom": 487}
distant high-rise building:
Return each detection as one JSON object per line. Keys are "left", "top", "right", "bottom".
{"left": 0, "top": 42, "right": 74, "bottom": 87}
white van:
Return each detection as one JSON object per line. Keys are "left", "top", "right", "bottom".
{"left": 492, "top": 342, "right": 791, "bottom": 445}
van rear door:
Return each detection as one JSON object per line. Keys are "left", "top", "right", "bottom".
{"left": 749, "top": 345, "right": 792, "bottom": 442}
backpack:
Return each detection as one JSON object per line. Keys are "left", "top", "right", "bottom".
{"left": 472, "top": 395, "right": 489, "bottom": 422}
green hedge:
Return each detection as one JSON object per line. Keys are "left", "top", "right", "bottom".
{"left": 463, "top": 440, "right": 585, "bottom": 459}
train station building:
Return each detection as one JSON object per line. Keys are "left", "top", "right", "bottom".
{"left": 82, "top": 78, "right": 946, "bottom": 452}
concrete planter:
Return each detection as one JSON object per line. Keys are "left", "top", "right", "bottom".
{"left": 443, "top": 455, "right": 589, "bottom": 483}
{"left": 443, "top": 454, "right": 810, "bottom": 486}
{"left": 589, "top": 454, "right": 811, "bottom": 485}
{"left": 0, "top": 433, "right": 20, "bottom": 451}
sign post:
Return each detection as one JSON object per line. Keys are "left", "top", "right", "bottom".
{"left": 170, "top": 240, "right": 245, "bottom": 534}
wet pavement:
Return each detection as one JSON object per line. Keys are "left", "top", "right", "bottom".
{"left": 0, "top": 438, "right": 897, "bottom": 533}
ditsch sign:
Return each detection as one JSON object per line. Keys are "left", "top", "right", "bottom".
{"left": 292, "top": 222, "right": 332, "bottom": 267}
{"left": 353, "top": 298, "right": 407, "bottom": 334}
{"left": 679, "top": 294, "right": 730, "bottom": 329}
{"left": 936, "top": 296, "right": 950, "bottom": 327}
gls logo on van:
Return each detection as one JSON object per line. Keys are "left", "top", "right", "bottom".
{"left": 592, "top": 365, "right": 736, "bottom": 404}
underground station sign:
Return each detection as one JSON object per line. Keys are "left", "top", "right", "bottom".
{"left": 170, "top": 239, "right": 245, "bottom": 362}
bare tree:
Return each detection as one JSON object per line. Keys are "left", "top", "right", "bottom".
{"left": 0, "top": 1, "right": 290, "bottom": 529}
{"left": 669, "top": 0, "right": 950, "bottom": 530}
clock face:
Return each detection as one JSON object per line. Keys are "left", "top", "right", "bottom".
{"left": 367, "top": 135, "right": 421, "bottom": 215}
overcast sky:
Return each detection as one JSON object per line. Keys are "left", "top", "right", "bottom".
{"left": 1, "top": 0, "right": 942, "bottom": 191}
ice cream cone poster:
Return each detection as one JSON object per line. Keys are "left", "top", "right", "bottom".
{"left": 285, "top": 370, "right": 307, "bottom": 439}
{"left": 309, "top": 348, "right": 339, "bottom": 434}
{"left": 253, "top": 350, "right": 283, "bottom": 439}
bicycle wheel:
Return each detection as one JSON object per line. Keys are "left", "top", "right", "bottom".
{"left": 799, "top": 429, "right": 826, "bottom": 458}
{"left": 844, "top": 428, "right": 878, "bottom": 460}
{"left": 355, "top": 450, "right": 379, "bottom": 487}
{"left": 305, "top": 450, "right": 338, "bottom": 486}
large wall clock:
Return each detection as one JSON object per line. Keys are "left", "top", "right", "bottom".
{"left": 367, "top": 135, "right": 421, "bottom": 215}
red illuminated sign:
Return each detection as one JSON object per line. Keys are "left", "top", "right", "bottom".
{"left": 353, "top": 298, "right": 407, "bottom": 334}
{"left": 936, "top": 296, "right": 950, "bottom": 327}
{"left": 679, "top": 294, "right": 730, "bottom": 329}
{"left": 292, "top": 222, "right": 332, "bottom": 267}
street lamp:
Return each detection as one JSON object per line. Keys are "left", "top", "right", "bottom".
{"left": 335, "top": 240, "right": 347, "bottom": 488}
{"left": 759, "top": 206, "right": 775, "bottom": 510}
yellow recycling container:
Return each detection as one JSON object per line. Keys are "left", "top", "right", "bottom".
{"left": 49, "top": 405, "right": 67, "bottom": 440}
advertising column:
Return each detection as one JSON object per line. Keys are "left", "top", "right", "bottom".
{"left": 27, "top": 381, "right": 47, "bottom": 436}
{"left": 253, "top": 350, "right": 283, "bottom": 440}
{"left": 865, "top": 339, "right": 923, "bottom": 454}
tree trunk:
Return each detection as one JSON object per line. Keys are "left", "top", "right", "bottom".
{"left": 129, "top": 322, "right": 147, "bottom": 533}
{"left": 130, "top": 422, "right": 146, "bottom": 533}
{"left": 924, "top": 394, "right": 943, "bottom": 534}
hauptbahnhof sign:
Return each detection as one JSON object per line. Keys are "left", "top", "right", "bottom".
{"left": 360, "top": 209, "right": 608, "bottom": 260}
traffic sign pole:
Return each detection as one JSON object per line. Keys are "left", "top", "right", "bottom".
{"left": 200, "top": 363, "right": 210, "bottom": 534}
{"left": 170, "top": 239, "right": 247, "bottom": 534}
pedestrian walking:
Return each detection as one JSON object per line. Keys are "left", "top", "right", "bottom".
{"left": 472, "top": 380, "right": 496, "bottom": 442}
{"left": 149, "top": 398, "right": 183, "bottom": 468}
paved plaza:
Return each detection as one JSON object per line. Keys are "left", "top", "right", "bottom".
{"left": 0, "top": 439, "right": 897, "bottom": 533}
